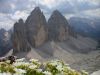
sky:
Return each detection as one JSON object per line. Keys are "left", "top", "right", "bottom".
{"left": 0, "top": 0, "right": 100, "bottom": 30}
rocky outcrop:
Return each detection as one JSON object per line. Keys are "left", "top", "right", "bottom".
{"left": 12, "top": 7, "right": 76, "bottom": 53}
{"left": 13, "top": 7, "right": 48, "bottom": 52}
{"left": 25, "top": 7, "right": 48, "bottom": 47}
{"left": 48, "top": 10, "right": 70, "bottom": 41}
{"left": 0, "top": 29, "right": 12, "bottom": 56}
{"left": 12, "top": 19, "right": 31, "bottom": 53}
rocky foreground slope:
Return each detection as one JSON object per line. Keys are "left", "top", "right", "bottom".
{"left": 9, "top": 36, "right": 99, "bottom": 74}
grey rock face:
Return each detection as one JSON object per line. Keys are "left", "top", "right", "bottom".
{"left": 12, "top": 7, "right": 76, "bottom": 53}
{"left": 12, "top": 19, "right": 31, "bottom": 53}
{"left": 48, "top": 10, "right": 70, "bottom": 41}
{"left": 25, "top": 7, "right": 48, "bottom": 47}
{"left": 13, "top": 7, "right": 48, "bottom": 52}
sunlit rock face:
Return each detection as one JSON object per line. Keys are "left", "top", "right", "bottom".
{"left": 12, "top": 19, "right": 31, "bottom": 53}
{"left": 25, "top": 7, "right": 48, "bottom": 47}
{"left": 48, "top": 10, "right": 70, "bottom": 41}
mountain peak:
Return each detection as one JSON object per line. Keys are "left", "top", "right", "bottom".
{"left": 52, "top": 10, "right": 62, "bottom": 17}
{"left": 0, "top": 28, "right": 6, "bottom": 32}
{"left": 48, "top": 10, "right": 71, "bottom": 41}
{"left": 53, "top": 10, "right": 61, "bottom": 14}
{"left": 18, "top": 18, "right": 24, "bottom": 23}
{"left": 48, "top": 10, "right": 68, "bottom": 25}
{"left": 31, "top": 7, "right": 41, "bottom": 14}
{"left": 35, "top": 7, "right": 40, "bottom": 10}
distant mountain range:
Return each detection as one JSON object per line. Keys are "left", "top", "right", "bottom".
{"left": 68, "top": 17, "right": 100, "bottom": 40}
{"left": 0, "top": 29, "right": 12, "bottom": 56}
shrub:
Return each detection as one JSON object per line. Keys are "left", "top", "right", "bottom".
{"left": 0, "top": 58, "right": 88, "bottom": 75}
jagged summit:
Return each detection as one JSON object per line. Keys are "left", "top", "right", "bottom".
{"left": 25, "top": 7, "right": 48, "bottom": 47}
{"left": 13, "top": 18, "right": 31, "bottom": 53}
{"left": 18, "top": 18, "right": 24, "bottom": 23}
{"left": 48, "top": 10, "right": 70, "bottom": 41}
{"left": 31, "top": 7, "right": 41, "bottom": 15}
{"left": 48, "top": 10, "right": 69, "bottom": 29}
{"left": 14, "top": 19, "right": 24, "bottom": 30}
{"left": 50, "top": 10, "right": 67, "bottom": 24}
{"left": 51, "top": 10, "right": 62, "bottom": 16}
{"left": 25, "top": 7, "right": 46, "bottom": 26}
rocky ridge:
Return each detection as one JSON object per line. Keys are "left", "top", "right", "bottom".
{"left": 12, "top": 7, "right": 48, "bottom": 53}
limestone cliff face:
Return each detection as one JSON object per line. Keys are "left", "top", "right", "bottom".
{"left": 13, "top": 7, "right": 48, "bottom": 52}
{"left": 25, "top": 7, "right": 48, "bottom": 47}
{"left": 12, "top": 7, "right": 76, "bottom": 53}
{"left": 12, "top": 19, "right": 31, "bottom": 53}
{"left": 48, "top": 10, "right": 69, "bottom": 41}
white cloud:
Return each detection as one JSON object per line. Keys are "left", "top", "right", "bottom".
{"left": 0, "top": 13, "right": 14, "bottom": 30}
{"left": 86, "top": 0, "right": 100, "bottom": 6}
{"left": 40, "top": 0, "right": 56, "bottom": 9}
{"left": 0, "top": 0, "right": 100, "bottom": 30}
{"left": 65, "top": 14, "right": 75, "bottom": 19}
{"left": 40, "top": 0, "right": 66, "bottom": 9}
{"left": 11, "top": 10, "right": 28, "bottom": 21}
{"left": 92, "top": 0, "right": 100, "bottom": 3}
{"left": 83, "top": 8, "right": 100, "bottom": 18}
{"left": 0, "top": 21, "right": 14, "bottom": 30}
{"left": 10, "top": 3, "right": 16, "bottom": 9}
{"left": 67, "top": 8, "right": 100, "bottom": 19}
{"left": 0, "top": 10, "right": 29, "bottom": 30}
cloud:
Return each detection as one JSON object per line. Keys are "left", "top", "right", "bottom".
{"left": 55, "top": 0, "right": 100, "bottom": 14}
{"left": 0, "top": 13, "right": 14, "bottom": 30}
{"left": 0, "top": 0, "right": 100, "bottom": 30}
{"left": 40, "top": 0, "right": 60, "bottom": 9}
{"left": 82, "top": 8, "right": 100, "bottom": 18}
{"left": 92, "top": 0, "right": 100, "bottom": 3}
{"left": 10, "top": 10, "right": 28, "bottom": 21}
{"left": 0, "top": 21, "right": 14, "bottom": 30}
{"left": 0, "top": 0, "right": 17, "bottom": 13}
{"left": 0, "top": 0, "right": 100, "bottom": 15}
{"left": 10, "top": 3, "right": 16, "bottom": 9}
